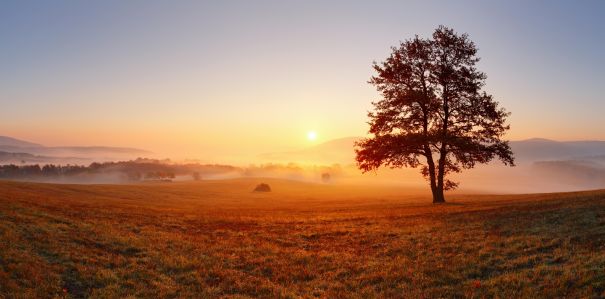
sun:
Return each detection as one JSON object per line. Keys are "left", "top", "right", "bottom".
{"left": 307, "top": 131, "right": 317, "bottom": 141}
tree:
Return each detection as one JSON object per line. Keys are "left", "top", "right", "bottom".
{"left": 192, "top": 172, "right": 201, "bottom": 181}
{"left": 355, "top": 26, "right": 514, "bottom": 203}
{"left": 321, "top": 172, "right": 331, "bottom": 183}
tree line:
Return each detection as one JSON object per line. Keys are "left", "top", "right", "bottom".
{"left": 0, "top": 160, "right": 238, "bottom": 181}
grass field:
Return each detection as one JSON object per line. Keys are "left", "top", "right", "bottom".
{"left": 1, "top": 178, "right": 604, "bottom": 298}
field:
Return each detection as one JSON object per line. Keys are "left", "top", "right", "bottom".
{"left": 1, "top": 179, "right": 605, "bottom": 298}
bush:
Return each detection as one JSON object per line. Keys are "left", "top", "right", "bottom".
{"left": 253, "top": 183, "right": 271, "bottom": 192}
{"left": 321, "top": 173, "right": 331, "bottom": 183}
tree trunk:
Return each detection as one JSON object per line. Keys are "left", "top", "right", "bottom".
{"left": 435, "top": 147, "right": 447, "bottom": 204}
{"left": 435, "top": 155, "right": 446, "bottom": 203}
{"left": 435, "top": 89, "right": 449, "bottom": 204}
{"left": 432, "top": 185, "right": 445, "bottom": 203}
{"left": 425, "top": 146, "right": 445, "bottom": 204}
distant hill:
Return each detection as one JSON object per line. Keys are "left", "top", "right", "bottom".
{"left": 28, "top": 146, "right": 151, "bottom": 156}
{"left": 0, "top": 136, "right": 43, "bottom": 148}
{"left": 0, "top": 145, "right": 150, "bottom": 156}
{"left": 260, "top": 137, "right": 605, "bottom": 165}
{"left": 511, "top": 138, "right": 605, "bottom": 161}
{"left": 0, "top": 150, "right": 104, "bottom": 165}
{"left": 0, "top": 135, "right": 151, "bottom": 164}
{"left": 0, "top": 151, "right": 46, "bottom": 162}
{"left": 259, "top": 137, "right": 357, "bottom": 165}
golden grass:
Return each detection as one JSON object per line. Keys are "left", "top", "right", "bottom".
{"left": 1, "top": 178, "right": 604, "bottom": 298}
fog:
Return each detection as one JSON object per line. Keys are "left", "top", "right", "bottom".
{"left": 2, "top": 135, "right": 605, "bottom": 193}
{"left": 255, "top": 137, "right": 605, "bottom": 194}
{"left": 2, "top": 157, "right": 604, "bottom": 195}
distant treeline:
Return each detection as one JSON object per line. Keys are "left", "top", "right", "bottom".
{"left": 0, "top": 158, "right": 343, "bottom": 183}
{"left": 0, "top": 158, "right": 239, "bottom": 181}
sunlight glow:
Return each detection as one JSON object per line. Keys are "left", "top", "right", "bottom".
{"left": 307, "top": 131, "right": 317, "bottom": 141}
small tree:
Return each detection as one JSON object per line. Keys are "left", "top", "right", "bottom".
{"left": 321, "top": 173, "right": 331, "bottom": 183}
{"left": 192, "top": 172, "right": 201, "bottom": 181}
{"left": 356, "top": 26, "right": 514, "bottom": 203}
{"left": 127, "top": 171, "right": 142, "bottom": 181}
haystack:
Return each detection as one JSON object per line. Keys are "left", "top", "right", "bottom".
{"left": 253, "top": 183, "right": 271, "bottom": 192}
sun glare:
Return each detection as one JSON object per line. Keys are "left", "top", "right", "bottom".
{"left": 307, "top": 131, "right": 317, "bottom": 141}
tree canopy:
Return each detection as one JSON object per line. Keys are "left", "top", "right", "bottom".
{"left": 356, "top": 26, "right": 514, "bottom": 203}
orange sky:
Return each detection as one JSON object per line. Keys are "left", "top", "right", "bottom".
{"left": 2, "top": 2, "right": 605, "bottom": 162}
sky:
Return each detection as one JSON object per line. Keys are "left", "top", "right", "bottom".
{"left": 1, "top": 1, "right": 604, "bottom": 161}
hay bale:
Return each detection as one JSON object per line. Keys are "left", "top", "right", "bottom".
{"left": 253, "top": 183, "right": 271, "bottom": 192}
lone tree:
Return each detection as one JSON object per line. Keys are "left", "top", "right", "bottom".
{"left": 356, "top": 26, "right": 514, "bottom": 203}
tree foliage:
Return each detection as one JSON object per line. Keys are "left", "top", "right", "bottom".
{"left": 356, "top": 26, "right": 514, "bottom": 203}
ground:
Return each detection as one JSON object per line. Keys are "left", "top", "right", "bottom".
{"left": 0, "top": 178, "right": 604, "bottom": 298}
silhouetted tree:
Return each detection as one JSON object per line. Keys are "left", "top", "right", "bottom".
{"left": 0, "top": 160, "right": 239, "bottom": 181}
{"left": 126, "top": 171, "right": 142, "bottom": 181}
{"left": 42, "top": 164, "right": 59, "bottom": 176}
{"left": 192, "top": 172, "right": 201, "bottom": 181}
{"left": 321, "top": 173, "right": 331, "bottom": 183}
{"left": 145, "top": 171, "right": 160, "bottom": 180}
{"left": 356, "top": 26, "right": 514, "bottom": 203}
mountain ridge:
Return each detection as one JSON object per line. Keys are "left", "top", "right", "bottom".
{"left": 0, "top": 135, "right": 150, "bottom": 155}
{"left": 0, "top": 136, "right": 43, "bottom": 148}
{"left": 0, "top": 135, "right": 151, "bottom": 163}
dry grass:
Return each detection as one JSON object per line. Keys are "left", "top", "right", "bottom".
{"left": 1, "top": 178, "right": 604, "bottom": 298}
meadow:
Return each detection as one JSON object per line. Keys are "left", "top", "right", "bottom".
{"left": 1, "top": 178, "right": 604, "bottom": 298}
